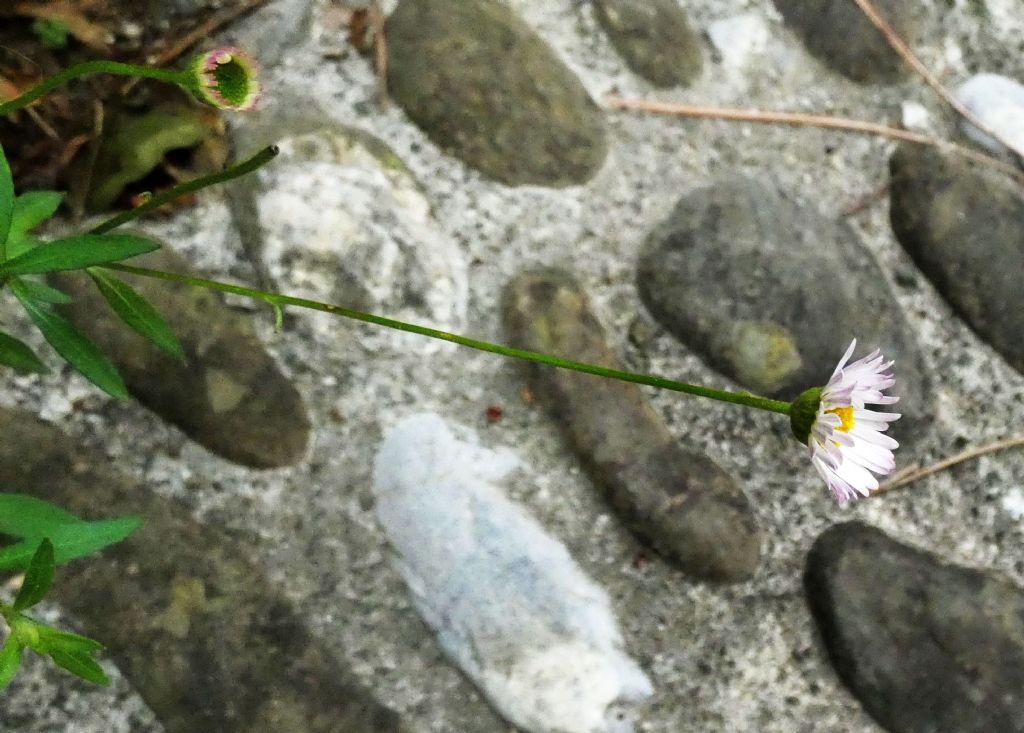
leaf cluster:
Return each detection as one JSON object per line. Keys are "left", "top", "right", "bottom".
{"left": 0, "top": 496, "right": 142, "bottom": 690}
{"left": 0, "top": 143, "right": 184, "bottom": 398}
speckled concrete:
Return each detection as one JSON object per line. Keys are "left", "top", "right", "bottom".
{"left": 2, "top": 0, "right": 1024, "bottom": 731}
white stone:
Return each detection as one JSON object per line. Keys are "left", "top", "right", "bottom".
{"left": 1001, "top": 487, "right": 1024, "bottom": 521}
{"left": 900, "top": 101, "right": 932, "bottom": 133}
{"left": 372, "top": 413, "right": 653, "bottom": 733}
{"left": 954, "top": 73, "right": 1024, "bottom": 160}
{"left": 254, "top": 127, "right": 469, "bottom": 348}
{"left": 708, "top": 14, "right": 770, "bottom": 72}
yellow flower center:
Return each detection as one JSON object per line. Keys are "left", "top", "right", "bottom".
{"left": 827, "top": 405, "right": 855, "bottom": 432}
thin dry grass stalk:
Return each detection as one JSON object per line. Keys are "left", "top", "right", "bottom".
{"left": 603, "top": 97, "right": 1024, "bottom": 185}
{"left": 875, "top": 436, "right": 1024, "bottom": 495}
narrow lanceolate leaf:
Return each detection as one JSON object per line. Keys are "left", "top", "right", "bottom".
{"left": 13, "top": 277, "right": 72, "bottom": 304}
{"left": 0, "top": 330, "right": 49, "bottom": 374}
{"left": 12, "top": 538, "right": 55, "bottom": 612}
{"left": 0, "top": 234, "right": 159, "bottom": 277}
{"left": 89, "top": 268, "right": 185, "bottom": 360}
{"left": 0, "top": 495, "right": 81, "bottom": 538}
{"left": 0, "top": 516, "right": 142, "bottom": 571}
{"left": 8, "top": 191, "right": 63, "bottom": 242}
{"left": 0, "top": 638, "right": 23, "bottom": 691}
{"left": 49, "top": 650, "right": 109, "bottom": 686}
{"left": 0, "top": 143, "right": 13, "bottom": 250}
{"left": 34, "top": 627, "right": 103, "bottom": 655}
{"left": 12, "top": 279, "right": 128, "bottom": 399}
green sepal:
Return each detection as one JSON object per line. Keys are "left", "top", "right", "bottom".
{"left": 790, "top": 386, "right": 823, "bottom": 445}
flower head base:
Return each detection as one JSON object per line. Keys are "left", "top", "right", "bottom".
{"left": 186, "top": 48, "right": 261, "bottom": 112}
{"left": 791, "top": 340, "right": 901, "bottom": 505}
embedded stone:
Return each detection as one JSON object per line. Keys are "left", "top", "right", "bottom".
{"left": 772, "top": 0, "right": 914, "bottom": 83}
{"left": 226, "top": 122, "right": 468, "bottom": 344}
{"left": 503, "top": 269, "right": 760, "bottom": 582}
{"left": 635, "top": 176, "right": 927, "bottom": 439}
{"left": 954, "top": 73, "right": 1024, "bottom": 161}
{"left": 51, "top": 247, "right": 310, "bottom": 468}
{"left": 806, "top": 521, "right": 1024, "bottom": 732}
{"left": 373, "top": 413, "right": 653, "bottom": 733}
{"left": 386, "top": 0, "right": 607, "bottom": 186}
{"left": 889, "top": 144, "right": 1024, "bottom": 376}
{"left": 592, "top": 0, "right": 703, "bottom": 88}
{"left": 0, "top": 410, "right": 402, "bottom": 733}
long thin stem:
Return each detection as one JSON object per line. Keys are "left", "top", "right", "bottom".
{"left": 0, "top": 61, "right": 188, "bottom": 117}
{"left": 89, "top": 146, "right": 280, "bottom": 235}
{"left": 102, "top": 262, "right": 792, "bottom": 415}
{"left": 604, "top": 97, "right": 1024, "bottom": 184}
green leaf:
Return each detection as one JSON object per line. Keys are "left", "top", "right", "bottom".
{"left": 12, "top": 279, "right": 128, "bottom": 399}
{"left": 49, "top": 650, "right": 109, "bottom": 686}
{"left": 7, "top": 233, "right": 40, "bottom": 261}
{"left": 12, "top": 538, "right": 55, "bottom": 611}
{"left": 0, "top": 330, "right": 49, "bottom": 374}
{"left": 0, "top": 637, "right": 23, "bottom": 691}
{"left": 0, "top": 234, "right": 159, "bottom": 277}
{"left": 88, "top": 269, "right": 184, "bottom": 360}
{"left": 34, "top": 627, "right": 103, "bottom": 655}
{"left": 0, "top": 516, "right": 142, "bottom": 570}
{"left": 0, "top": 495, "right": 81, "bottom": 538}
{"left": 9, "top": 191, "right": 63, "bottom": 242}
{"left": 0, "top": 144, "right": 13, "bottom": 250}
{"left": 12, "top": 277, "right": 71, "bottom": 304}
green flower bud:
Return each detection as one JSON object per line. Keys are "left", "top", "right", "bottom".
{"left": 186, "top": 47, "right": 261, "bottom": 112}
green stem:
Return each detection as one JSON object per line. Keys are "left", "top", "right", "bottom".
{"left": 0, "top": 61, "right": 188, "bottom": 117}
{"left": 103, "top": 263, "right": 792, "bottom": 416}
{"left": 90, "top": 146, "right": 280, "bottom": 235}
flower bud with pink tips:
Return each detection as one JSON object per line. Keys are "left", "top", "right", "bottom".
{"left": 186, "top": 47, "right": 261, "bottom": 112}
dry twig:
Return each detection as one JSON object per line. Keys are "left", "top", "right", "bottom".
{"left": 852, "top": 0, "right": 1017, "bottom": 155}
{"left": 875, "top": 435, "right": 1024, "bottom": 495}
{"left": 603, "top": 97, "right": 1024, "bottom": 185}
{"left": 369, "top": 0, "right": 390, "bottom": 108}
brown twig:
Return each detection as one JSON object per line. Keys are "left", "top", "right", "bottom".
{"left": 369, "top": 0, "right": 390, "bottom": 108}
{"left": 874, "top": 435, "right": 1024, "bottom": 495}
{"left": 852, "top": 0, "right": 1016, "bottom": 155}
{"left": 604, "top": 97, "right": 1024, "bottom": 185}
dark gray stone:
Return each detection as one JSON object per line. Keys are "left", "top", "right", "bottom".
{"left": 635, "top": 177, "right": 927, "bottom": 438}
{"left": 772, "top": 0, "right": 913, "bottom": 83}
{"left": 502, "top": 269, "right": 760, "bottom": 582}
{"left": 889, "top": 144, "right": 1024, "bottom": 376}
{"left": 51, "top": 247, "right": 310, "bottom": 468}
{"left": 592, "top": 0, "right": 703, "bottom": 88}
{"left": 0, "top": 410, "right": 403, "bottom": 733}
{"left": 386, "top": 0, "right": 607, "bottom": 186}
{"left": 805, "top": 521, "right": 1024, "bottom": 733}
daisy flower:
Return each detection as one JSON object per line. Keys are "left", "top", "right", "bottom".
{"left": 790, "top": 339, "right": 901, "bottom": 504}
